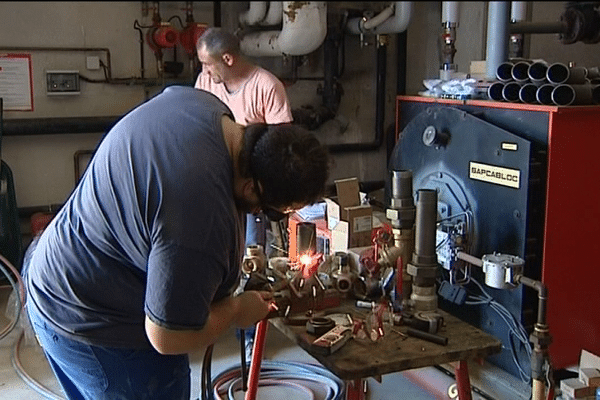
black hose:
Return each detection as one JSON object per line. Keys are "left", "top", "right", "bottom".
{"left": 201, "top": 344, "right": 214, "bottom": 400}
{"left": 240, "top": 329, "right": 248, "bottom": 391}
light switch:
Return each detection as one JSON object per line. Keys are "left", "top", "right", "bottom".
{"left": 86, "top": 56, "right": 100, "bottom": 70}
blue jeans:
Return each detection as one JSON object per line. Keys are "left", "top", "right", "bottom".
{"left": 27, "top": 305, "right": 190, "bottom": 400}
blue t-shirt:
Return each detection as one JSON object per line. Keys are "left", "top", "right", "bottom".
{"left": 26, "top": 86, "right": 244, "bottom": 348}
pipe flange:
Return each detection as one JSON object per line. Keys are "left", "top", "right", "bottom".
{"left": 306, "top": 317, "right": 336, "bottom": 336}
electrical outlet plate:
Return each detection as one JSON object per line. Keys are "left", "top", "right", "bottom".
{"left": 46, "top": 70, "right": 80, "bottom": 95}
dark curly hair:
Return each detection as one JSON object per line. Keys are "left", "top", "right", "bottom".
{"left": 240, "top": 124, "right": 330, "bottom": 209}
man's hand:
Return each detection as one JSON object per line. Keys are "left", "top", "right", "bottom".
{"left": 145, "top": 290, "right": 277, "bottom": 355}
{"left": 232, "top": 290, "right": 273, "bottom": 328}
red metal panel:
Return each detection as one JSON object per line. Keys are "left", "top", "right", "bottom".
{"left": 543, "top": 107, "right": 600, "bottom": 369}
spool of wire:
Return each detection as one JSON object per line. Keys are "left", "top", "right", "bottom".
{"left": 210, "top": 360, "right": 345, "bottom": 400}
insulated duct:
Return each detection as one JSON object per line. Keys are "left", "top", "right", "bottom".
{"left": 239, "top": 2, "right": 268, "bottom": 26}
{"left": 261, "top": 1, "right": 283, "bottom": 26}
{"left": 239, "top": 2, "right": 327, "bottom": 57}
{"left": 346, "top": 2, "right": 413, "bottom": 35}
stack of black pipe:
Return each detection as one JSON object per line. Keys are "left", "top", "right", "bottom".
{"left": 487, "top": 59, "right": 600, "bottom": 106}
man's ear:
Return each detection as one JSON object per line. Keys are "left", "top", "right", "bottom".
{"left": 222, "top": 52, "right": 234, "bottom": 67}
{"left": 242, "top": 177, "right": 256, "bottom": 199}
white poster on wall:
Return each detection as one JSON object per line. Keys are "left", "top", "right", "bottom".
{"left": 0, "top": 54, "right": 33, "bottom": 111}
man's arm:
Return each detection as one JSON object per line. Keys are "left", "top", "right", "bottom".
{"left": 145, "top": 290, "right": 272, "bottom": 355}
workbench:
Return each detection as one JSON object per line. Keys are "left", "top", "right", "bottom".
{"left": 269, "top": 303, "right": 503, "bottom": 400}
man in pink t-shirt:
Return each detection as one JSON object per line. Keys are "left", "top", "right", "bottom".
{"left": 194, "top": 28, "right": 292, "bottom": 126}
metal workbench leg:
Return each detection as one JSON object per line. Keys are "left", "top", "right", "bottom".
{"left": 346, "top": 379, "right": 366, "bottom": 400}
{"left": 455, "top": 360, "right": 473, "bottom": 400}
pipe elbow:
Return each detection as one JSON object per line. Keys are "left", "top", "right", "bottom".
{"left": 363, "top": 4, "right": 396, "bottom": 31}
{"left": 239, "top": 1, "right": 268, "bottom": 26}
{"left": 261, "top": 1, "right": 283, "bottom": 26}
{"left": 278, "top": 1, "right": 327, "bottom": 55}
{"left": 240, "top": 2, "right": 327, "bottom": 57}
{"left": 346, "top": 2, "right": 413, "bottom": 35}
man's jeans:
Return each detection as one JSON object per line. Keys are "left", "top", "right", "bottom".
{"left": 27, "top": 304, "right": 190, "bottom": 400}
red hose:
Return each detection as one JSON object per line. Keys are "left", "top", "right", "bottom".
{"left": 244, "top": 319, "right": 269, "bottom": 400}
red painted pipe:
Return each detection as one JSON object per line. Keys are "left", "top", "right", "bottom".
{"left": 455, "top": 360, "right": 473, "bottom": 400}
{"left": 244, "top": 319, "right": 269, "bottom": 400}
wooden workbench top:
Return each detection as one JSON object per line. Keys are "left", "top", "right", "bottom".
{"left": 270, "top": 304, "right": 502, "bottom": 381}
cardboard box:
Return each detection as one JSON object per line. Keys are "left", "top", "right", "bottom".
{"left": 560, "top": 377, "right": 596, "bottom": 398}
{"left": 579, "top": 368, "right": 600, "bottom": 387}
{"left": 335, "top": 177, "right": 361, "bottom": 209}
{"left": 326, "top": 177, "right": 373, "bottom": 251}
{"left": 344, "top": 204, "right": 373, "bottom": 248}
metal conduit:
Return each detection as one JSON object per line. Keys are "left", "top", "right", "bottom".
{"left": 3, "top": 117, "right": 120, "bottom": 136}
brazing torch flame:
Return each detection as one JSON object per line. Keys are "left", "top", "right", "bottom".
{"left": 299, "top": 251, "right": 321, "bottom": 279}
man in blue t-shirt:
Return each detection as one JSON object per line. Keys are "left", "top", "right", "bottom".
{"left": 24, "top": 86, "right": 330, "bottom": 400}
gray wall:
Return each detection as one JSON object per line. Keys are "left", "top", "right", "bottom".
{"left": 2, "top": 2, "right": 599, "bottom": 212}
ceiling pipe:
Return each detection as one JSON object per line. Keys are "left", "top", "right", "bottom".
{"left": 239, "top": 2, "right": 268, "bottom": 26}
{"left": 240, "top": 2, "right": 327, "bottom": 57}
{"left": 363, "top": 4, "right": 395, "bottom": 31}
{"left": 511, "top": 1, "right": 527, "bottom": 21}
{"left": 510, "top": 1, "right": 527, "bottom": 58}
{"left": 509, "top": 21, "right": 565, "bottom": 34}
{"left": 260, "top": 2, "right": 283, "bottom": 26}
{"left": 485, "top": 2, "right": 511, "bottom": 81}
{"left": 440, "top": 2, "right": 460, "bottom": 80}
{"left": 346, "top": 2, "right": 412, "bottom": 35}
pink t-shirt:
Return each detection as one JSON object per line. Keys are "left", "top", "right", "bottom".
{"left": 194, "top": 67, "right": 293, "bottom": 126}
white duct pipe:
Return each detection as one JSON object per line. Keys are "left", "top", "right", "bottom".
{"left": 363, "top": 4, "right": 395, "bottom": 31}
{"left": 485, "top": 1, "right": 511, "bottom": 81}
{"left": 260, "top": 1, "right": 283, "bottom": 26}
{"left": 442, "top": 2, "right": 460, "bottom": 25}
{"left": 240, "top": 2, "right": 327, "bottom": 57}
{"left": 511, "top": 1, "right": 527, "bottom": 22}
{"left": 346, "top": 2, "right": 413, "bottom": 35}
{"left": 239, "top": 1, "right": 268, "bottom": 26}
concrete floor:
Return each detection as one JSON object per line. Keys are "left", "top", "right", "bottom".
{"left": 0, "top": 285, "right": 532, "bottom": 400}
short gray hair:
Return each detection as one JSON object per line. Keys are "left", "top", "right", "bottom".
{"left": 196, "top": 27, "right": 240, "bottom": 58}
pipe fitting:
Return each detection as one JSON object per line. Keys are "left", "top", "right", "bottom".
{"left": 242, "top": 244, "right": 267, "bottom": 274}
